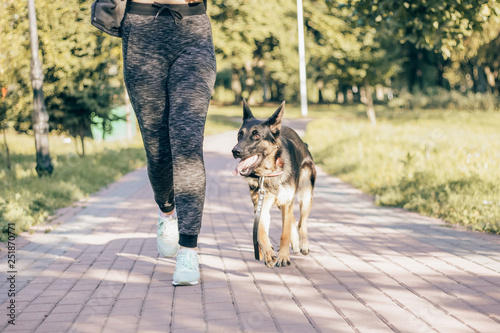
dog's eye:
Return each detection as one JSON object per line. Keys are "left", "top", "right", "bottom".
{"left": 252, "top": 131, "right": 261, "bottom": 140}
{"left": 237, "top": 132, "right": 243, "bottom": 140}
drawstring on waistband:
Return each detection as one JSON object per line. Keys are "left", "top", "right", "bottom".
{"left": 153, "top": 2, "right": 183, "bottom": 24}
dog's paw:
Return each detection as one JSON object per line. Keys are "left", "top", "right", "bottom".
{"left": 300, "top": 240, "right": 310, "bottom": 255}
{"left": 264, "top": 257, "right": 277, "bottom": 267}
{"left": 275, "top": 254, "right": 291, "bottom": 267}
{"left": 260, "top": 247, "right": 276, "bottom": 267}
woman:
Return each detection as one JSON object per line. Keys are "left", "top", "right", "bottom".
{"left": 120, "top": 0, "right": 216, "bottom": 286}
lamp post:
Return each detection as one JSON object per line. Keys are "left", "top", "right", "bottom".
{"left": 28, "top": 0, "right": 53, "bottom": 176}
{"left": 297, "top": 0, "right": 308, "bottom": 117}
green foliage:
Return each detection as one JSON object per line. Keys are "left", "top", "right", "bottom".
{"left": 210, "top": 0, "right": 300, "bottom": 103}
{"left": 307, "top": 1, "right": 402, "bottom": 86}
{"left": 348, "top": 0, "right": 498, "bottom": 58}
{"left": 347, "top": 0, "right": 500, "bottom": 94}
{"left": 304, "top": 111, "right": 500, "bottom": 233}
{"left": 0, "top": 0, "right": 124, "bottom": 143}
{"left": 3, "top": 0, "right": 500, "bottom": 116}
{"left": 0, "top": 1, "right": 32, "bottom": 131}
{"left": 41, "top": 1, "right": 125, "bottom": 147}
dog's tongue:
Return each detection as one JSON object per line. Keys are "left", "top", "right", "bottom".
{"left": 234, "top": 155, "right": 258, "bottom": 176}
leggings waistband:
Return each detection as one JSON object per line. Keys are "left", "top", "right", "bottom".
{"left": 127, "top": 2, "right": 206, "bottom": 18}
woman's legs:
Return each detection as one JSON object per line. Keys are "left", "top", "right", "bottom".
{"left": 122, "top": 12, "right": 215, "bottom": 250}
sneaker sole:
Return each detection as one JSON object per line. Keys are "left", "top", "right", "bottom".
{"left": 157, "top": 245, "right": 179, "bottom": 258}
{"left": 172, "top": 280, "right": 199, "bottom": 286}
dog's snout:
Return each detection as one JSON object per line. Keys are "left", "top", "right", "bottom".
{"left": 232, "top": 147, "right": 243, "bottom": 158}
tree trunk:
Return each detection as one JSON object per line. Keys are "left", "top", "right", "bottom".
{"left": 243, "top": 59, "right": 256, "bottom": 101}
{"left": 407, "top": 43, "right": 424, "bottom": 93}
{"left": 436, "top": 54, "right": 444, "bottom": 88}
{"left": 74, "top": 138, "right": 79, "bottom": 155}
{"left": 364, "top": 79, "right": 376, "bottom": 126}
{"left": 375, "top": 84, "right": 384, "bottom": 101}
{"left": 317, "top": 79, "right": 324, "bottom": 104}
{"left": 102, "top": 119, "right": 106, "bottom": 141}
{"left": 337, "top": 91, "right": 344, "bottom": 104}
{"left": 273, "top": 82, "right": 285, "bottom": 102}
{"left": 28, "top": 0, "right": 53, "bottom": 176}
{"left": 231, "top": 66, "right": 242, "bottom": 105}
{"left": 469, "top": 61, "right": 488, "bottom": 93}
{"left": 2, "top": 127, "right": 11, "bottom": 170}
{"left": 260, "top": 67, "right": 269, "bottom": 102}
{"left": 484, "top": 66, "right": 496, "bottom": 93}
{"left": 80, "top": 134, "right": 85, "bottom": 157}
{"left": 346, "top": 87, "right": 354, "bottom": 104}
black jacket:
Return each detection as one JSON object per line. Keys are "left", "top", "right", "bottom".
{"left": 91, "top": 0, "right": 129, "bottom": 38}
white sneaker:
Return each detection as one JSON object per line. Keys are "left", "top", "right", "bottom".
{"left": 157, "top": 209, "right": 179, "bottom": 257}
{"left": 172, "top": 248, "right": 200, "bottom": 286}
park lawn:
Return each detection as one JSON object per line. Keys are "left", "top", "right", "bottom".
{"left": 0, "top": 132, "right": 147, "bottom": 241}
{"left": 303, "top": 109, "right": 500, "bottom": 234}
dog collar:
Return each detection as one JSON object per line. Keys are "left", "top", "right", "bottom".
{"left": 266, "top": 170, "right": 283, "bottom": 177}
{"left": 266, "top": 156, "right": 284, "bottom": 177}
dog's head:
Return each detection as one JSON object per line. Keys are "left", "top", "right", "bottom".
{"left": 232, "top": 99, "right": 285, "bottom": 177}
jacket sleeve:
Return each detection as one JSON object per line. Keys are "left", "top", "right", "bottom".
{"left": 91, "top": 0, "right": 128, "bottom": 38}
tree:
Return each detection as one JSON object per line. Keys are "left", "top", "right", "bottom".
{"left": 0, "top": 1, "right": 33, "bottom": 133}
{"left": 349, "top": 0, "right": 495, "bottom": 55}
{"left": 210, "top": 0, "right": 300, "bottom": 104}
{"left": 445, "top": 6, "right": 500, "bottom": 94}
{"left": 38, "top": 0, "right": 124, "bottom": 155}
{"left": 306, "top": 0, "right": 402, "bottom": 124}
{"left": 0, "top": 0, "right": 124, "bottom": 156}
{"left": 348, "top": 0, "right": 498, "bottom": 92}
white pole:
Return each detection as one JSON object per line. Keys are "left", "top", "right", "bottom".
{"left": 297, "top": 0, "right": 308, "bottom": 117}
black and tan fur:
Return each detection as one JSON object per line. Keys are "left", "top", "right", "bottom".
{"left": 232, "top": 100, "right": 316, "bottom": 267}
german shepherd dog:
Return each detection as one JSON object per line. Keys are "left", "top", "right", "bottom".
{"left": 232, "top": 100, "right": 316, "bottom": 267}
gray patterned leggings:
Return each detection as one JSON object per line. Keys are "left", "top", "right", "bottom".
{"left": 122, "top": 6, "right": 216, "bottom": 247}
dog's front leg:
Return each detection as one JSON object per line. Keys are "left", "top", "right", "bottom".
{"left": 276, "top": 203, "right": 293, "bottom": 267}
{"left": 252, "top": 193, "right": 276, "bottom": 267}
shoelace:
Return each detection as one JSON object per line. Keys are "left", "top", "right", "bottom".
{"left": 177, "top": 250, "right": 197, "bottom": 270}
{"left": 159, "top": 216, "right": 176, "bottom": 233}
{"left": 153, "top": 2, "right": 183, "bottom": 25}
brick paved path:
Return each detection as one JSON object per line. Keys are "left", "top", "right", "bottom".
{"left": 1, "top": 128, "right": 500, "bottom": 333}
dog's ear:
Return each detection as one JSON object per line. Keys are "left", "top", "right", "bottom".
{"left": 265, "top": 101, "right": 285, "bottom": 134}
{"left": 242, "top": 98, "right": 255, "bottom": 121}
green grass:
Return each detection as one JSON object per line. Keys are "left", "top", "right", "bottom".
{"left": 303, "top": 108, "right": 500, "bottom": 233}
{"left": 0, "top": 132, "right": 147, "bottom": 241}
